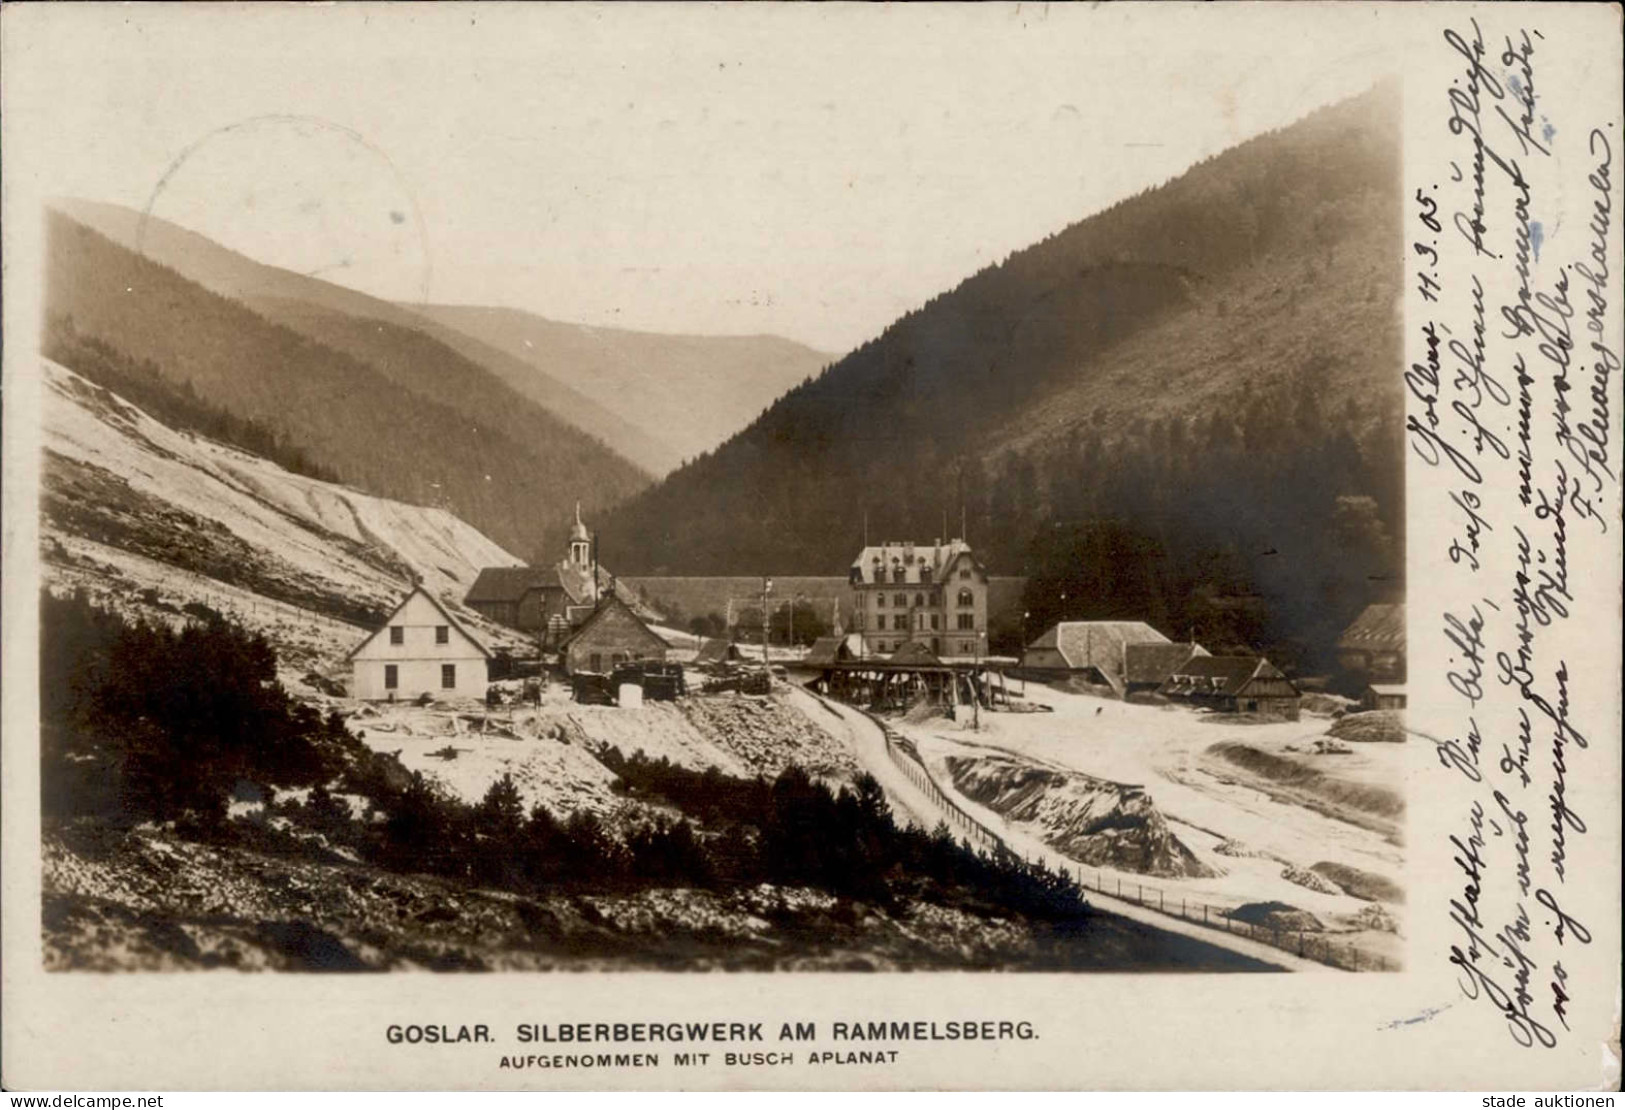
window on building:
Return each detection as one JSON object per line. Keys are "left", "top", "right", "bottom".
{"left": 894, "top": 615, "right": 908, "bottom": 631}
{"left": 589, "top": 652, "right": 603, "bottom": 671}
{"left": 892, "top": 565, "right": 905, "bottom": 583}
{"left": 853, "top": 613, "right": 864, "bottom": 630}
{"left": 931, "top": 638, "right": 940, "bottom": 654}
{"left": 957, "top": 588, "right": 974, "bottom": 608}
{"left": 894, "top": 593, "right": 907, "bottom": 607}
{"left": 959, "top": 568, "right": 971, "bottom": 579}
{"left": 876, "top": 594, "right": 886, "bottom": 608}
{"left": 958, "top": 613, "right": 974, "bottom": 630}
{"left": 931, "top": 614, "right": 940, "bottom": 630}
{"left": 435, "top": 625, "right": 449, "bottom": 644}
{"left": 389, "top": 626, "right": 404, "bottom": 645}
{"left": 384, "top": 664, "right": 398, "bottom": 690}
{"left": 441, "top": 664, "right": 456, "bottom": 689}
{"left": 915, "top": 593, "right": 925, "bottom": 607}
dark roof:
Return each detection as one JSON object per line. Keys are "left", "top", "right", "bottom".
{"left": 559, "top": 596, "right": 667, "bottom": 653}
{"left": 1159, "top": 655, "right": 1292, "bottom": 697}
{"left": 888, "top": 641, "right": 943, "bottom": 666}
{"left": 346, "top": 586, "right": 492, "bottom": 660}
{"left": 1125, "top": 642, "right": 1209, "bottom": 684}
{"left": 466, "top": 561, "right": 602, "bottom": 606}
{"left": 850, "top": 540, "right": 982, "bottom": 585}
{"left": 1337, "top": 603, "right": 1405, "bottom": 653}
{"left": 465, "top": 566, "right": 552, "bottom": 604}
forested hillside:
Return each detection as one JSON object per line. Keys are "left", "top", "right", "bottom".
{"left": 599, "top": 84, "right": 1403, "bottom": 668}
{"left": 45, "top": 213, "right": 649, "bottom": 558}
{"left": 412, "top": 304, "right": 832, "bottom": 474}
{"left": 51, "top": 198, "right": 671, "bottom": 477}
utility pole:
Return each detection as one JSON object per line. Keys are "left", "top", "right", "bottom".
{"left": 972, "top": 631, "right": 984, "bottom": 731}
{"left": 761, "top": 575, "right": 773, "bottom": 685}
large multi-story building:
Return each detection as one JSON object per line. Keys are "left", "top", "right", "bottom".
{"left": 847, "top": 539, "right": 987, "bottom": 660}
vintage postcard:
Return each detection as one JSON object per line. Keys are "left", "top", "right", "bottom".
{"left": 2, "top": 1, "right": 1619, "bottom": 1092}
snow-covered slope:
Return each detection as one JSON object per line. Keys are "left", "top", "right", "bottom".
{"left": 40, "top": 358, "right": 529, "bottom": 666}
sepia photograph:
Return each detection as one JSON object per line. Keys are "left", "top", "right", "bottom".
{"left": 2, "top": 0, "right": 1618, "bottom": 1092}
{"left": 30, "top": 40, "right": 1406, "bottom": 979}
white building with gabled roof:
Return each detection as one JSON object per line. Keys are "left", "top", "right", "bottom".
{"left": 348, "top": 585, "right": 491, "bottom": 701}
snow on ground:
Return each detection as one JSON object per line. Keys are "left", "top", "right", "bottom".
{"left": 890, "top": 683, "right": 1414, "bottom": 940}
{"left": 350, "top": 699, "right": 627, "bottom": 818}
{"left": 342, "top": 680, "right": 864, "bottom": 820}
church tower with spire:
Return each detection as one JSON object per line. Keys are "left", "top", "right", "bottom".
{"left": 569, "top": 502, "right": 591, "bottom": 571}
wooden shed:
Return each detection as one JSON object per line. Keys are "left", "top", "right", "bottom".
{"left": 1336, "top": 603, "right": 1406, "bottom": 681}
{"left": 1124, "top": 641, "right": 1210, "bottom": 696}
{"left": 559, "top": 596, "right": 669, "bottom": 676}
{"left": 1158, "top": 655, "right": 1301, "bottom": 719}
{"left": 1361, "top": 683, "right": 1408, "bottom": 711}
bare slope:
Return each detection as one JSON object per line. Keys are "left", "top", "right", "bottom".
{"left": 944, "top": 752, "right": 1215, "bottom": 879}
{"left": 40, "top": 358, "right": 528, "bottom": 667}
{"left": 46, "top": 206, "right": 650, "bottom": 559}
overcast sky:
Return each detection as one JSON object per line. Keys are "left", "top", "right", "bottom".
{"left": 13, "top": 3, "right": 1398, "bottom": 353}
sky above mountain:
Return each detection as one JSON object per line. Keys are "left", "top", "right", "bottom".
{"left": 20, "top": 4, "right": 1394, "bottom": 352}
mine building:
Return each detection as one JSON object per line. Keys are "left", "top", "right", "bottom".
{"left": 1157, "top": 655, "right": 1301, "bottom": 719}
{"left": 1124, "top": 641, "right": 1212, "bottom": 697}
{"left": 1335, "top": 602, "right": 1406, "bottom": 682}
{"left": 559, "top": 595, "right": 669, "bottom": 676}
{"left": 1019, "top": 620, "right": 1173, "bottom": 697}
{"left": 1360, "top": 683, "right": 1408, "bottom": 710}
{"left": 848, "top": 539, "right": 988, "bottom": 660}
{"left": 348, "top": 585, "right": 491, "bottom": 701}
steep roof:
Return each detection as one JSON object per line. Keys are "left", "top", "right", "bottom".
{"left": 466, "top": 566, "right": 550, "bottom": 603}
{"left": 1125, "top": 641, "right": 1209, "bottom": 685}
{"left": 802, "top": 635, "right": 851, "bottom": 667}
{"left": 1030, "top": 621, "right": 1171, "bottom": 671}
{"left": 1159, "top": 655, "right": 1293, "bottom": 697}
{"left": 1336, "top": 602, "right": 1405, "bottom": 653}
{"left": 559, "top": 596, "right": 667, "bottom": 654}
{"left": 888, "top": 640, "right": 943, "bottom": 666}
{"left": 346, "top": 586, "right": 492, "bottom": 660}
{"left": 695, "top": 637, "right": 742, "bottom": 665}
{"left": 552, "top": 561, "right": 597, "bottom": 605}
{"left": 465, "top": 560, "right": 601, "bottom": 605}
{"left": 850, "top": 540, "right": 982, "bottom": 585}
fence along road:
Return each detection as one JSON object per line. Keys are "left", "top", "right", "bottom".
{"left": 796, "top": 688, "right": 1341, "bottom": 974}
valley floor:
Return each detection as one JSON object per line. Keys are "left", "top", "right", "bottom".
{"left": 884, "top": 684, "right": 1409, "bottom": 970}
